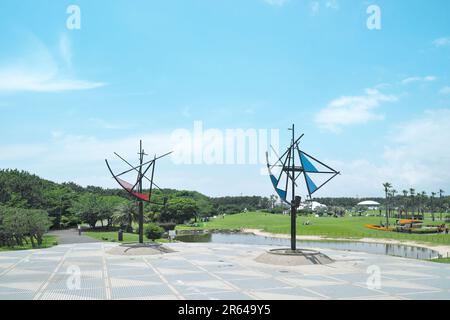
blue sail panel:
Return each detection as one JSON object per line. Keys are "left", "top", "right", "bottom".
{"left": 305, "top": 173, "right": 318, "bottom": 194}
{"left": 300, "top": 152, "right": 318, "bottom": 172}
{"left": 276, "top": 188, "right": 287, "bottom": 201}
{"left": 270, "top": 175, "right": 279, "bottom": 187}
{"left": 270, "top": 174, "right": 287, "bottom": 201}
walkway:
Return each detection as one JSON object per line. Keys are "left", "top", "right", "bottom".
{"left": 48, "top": 229, "right": 100, "bottom": 245}
{"left": 0, "top": 242, "right": 449, "bottom": 300}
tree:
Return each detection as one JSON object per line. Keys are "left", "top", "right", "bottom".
{"left": 69, "top": 193, "right": 102, "bottom": 228}
{"left": 97, "top": 196, "right": 125, "bottom": 228}
{"left": 431, "top": 192, "right": 436, "bottom": 222}
{"left": 113, "top": 201, "right": 138, "bottom": 232}
{"left": 402, "top": 190, "right": 408, "bottom": 219}
{"left": 270, "top": 195, "right": 278, "bottom": 209}
{"left": 383, "top": 183, "right": 392, "bottom": 228}
{"left": 390, "top": 189, "right": 397, "bottom": 218}
{"left": 419, "top": 191, "right": 427, "bottom": 219}
{"left": 162, "top": 198, "right": 199, "bottom": 224}
{"left": 439, "top": 189, "right": 445, "bottom": 221}
{"left": 42, "top": 186, "right": 76, "bottom": 229}
{"left": 409, "top": 188, "right": 416, "bottom": 218}
{"left": 0, "top": 206, "right": 52, "bottom": 247}
{"left": 25, "top": 209, "right": 53, "bottom": 246}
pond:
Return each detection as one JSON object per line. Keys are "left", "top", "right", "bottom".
{"left": 174, "top": 232, "right": 441, "bottom": 260}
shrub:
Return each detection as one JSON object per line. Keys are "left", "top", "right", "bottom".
{"left": 158, "top": 222, "right": 177, "bottom": 231}
{"left": 144, "top": 223, "right": 164, "bottom": 240}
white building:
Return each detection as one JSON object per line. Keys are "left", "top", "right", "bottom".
{"left": 357, "top": 200, "right": 381, "bottom": 210}
{"left": 299, "top": 201, "right": 327, "bottom": 211}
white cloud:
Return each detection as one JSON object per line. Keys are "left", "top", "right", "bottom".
{"left": 88, "top": 118, "right": 131, "bottom": 130}
{"left": 320, "top": 109, "right": 450, "bottom": 197}
{"left": 0, "top": 132, "right": 173, "bottom": 188}
{"left": 439, "top": 86, "right": 450, "bottom": 95}
{"left": 315, "top": 88, "right": 397, "bottom": 133}
{"left": 310, "top": 1, "right": 320, "bottom": 15}
{"left": 325, "top": 0, "right": 339, "bottom": 10}
{"left": 433, "top": 37, "right": 450, "bottom": 47}
{"left": 309, "top": 0, "right": 339, "bottom": 15}
{"left": 263, "top": 0, "right": 289, "bottom": 6}
{"left": 382, "top": 109, "right": 450, "bottom": 186}
{"left": 401, "top": 76, "right": 436, "bottom": 85}
{"left": 0, "top": 34, "right": 105, "bottom": 93}
{"left": 59, "top": 33, "right": 72, "bottom": 69}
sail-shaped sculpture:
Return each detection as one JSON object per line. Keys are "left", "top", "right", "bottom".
{"left": 105, "top": 141, "right": 172, "bottom": 243}
{"left": 266, "top": 125, "right": 339, "bottom": 250}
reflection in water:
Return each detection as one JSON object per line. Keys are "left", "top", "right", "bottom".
{"left": 174, "top": 232, "right": 440, "bottom": 260}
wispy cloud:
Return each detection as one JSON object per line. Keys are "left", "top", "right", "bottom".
{"left": 0, "top": 34, "right": 105, "bottom": 93}
{"left": 315, "top": 88, "right": 398, "bottom": 133}
{"left": 88, "top": 118, "right": 131, "bottom": 130}
{"left": 310, "top": 0, "right": 339, "bottom": 15}
{"left": 401, "top": 75, "right": 436, "bottom": 85}
{"left": 382, "top": 109, "right": 450, "bottom": 186}
{"left": 263, "top": 0, "right": 289, "bottom": 6}
{"left": 324, "top": 109, "right": 450, "bottom": 196}
{"left": 310, "top": 1, "right": 320, "bottom": 15}
{"left": 439, "top": 86, "right": 450, "bottom": 95}
{"left": 433, "top": 37, "right": 450, "bottom": 47}
{"left": 325, "top": 0, "right": 339, "bottom": 10}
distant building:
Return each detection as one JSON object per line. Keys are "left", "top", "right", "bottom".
{"left": 357, "top": 200, "right": 380, "bottom": 210}
{"left": 299, "top": 201, "right": 327, "bottom": 211}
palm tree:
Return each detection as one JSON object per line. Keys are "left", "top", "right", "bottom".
{"left": 409, "top": 188, "right": 416, "bottom": 219}
{"left": 439, "top": 189, "right": 445, "bottom": 221}
{"left": 391, "top": 189, "right": 397, "bottom": 218}
{"left": 430, "top": 192, "right": 436, "bottom": 222}
{"left": 402, "top": 189, "right": 408, "bottom": 219}
{"left": 112, "top": 202, "right": 138, "bottom": 233}
{"left": 383, "top": 183, "right": 392, "bottom": 228}
{"left": 420, "top": 191, "right": 427, "bottom": 220}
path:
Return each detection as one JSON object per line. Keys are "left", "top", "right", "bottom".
{"left": 0, "top": 242, "right": 449, "bottom": 300}
{"left": 48, "top": 229, "right": 100, "bottom": 245}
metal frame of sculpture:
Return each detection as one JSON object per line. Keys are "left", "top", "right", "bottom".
{"left": 266, "top": 124, "right": 340, "bottom": 251}
{"left": 105, "top": 140, "right": 172, "bottom": 244}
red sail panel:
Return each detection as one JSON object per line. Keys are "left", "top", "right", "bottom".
{"left": 117, "top": 178, "right": 149, "bottom": 201}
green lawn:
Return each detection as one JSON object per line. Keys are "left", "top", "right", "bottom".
{"left": 177, "top": 212, "right": 450, "bottom": 246}
{"left": 0, "top": 235, "right": 58, "bottom": 252}
{"left": 430, "top": 258, "right": 450, "bottom": 264}
{"left": 84, "top": 230, "right": 170, "bottom": 244}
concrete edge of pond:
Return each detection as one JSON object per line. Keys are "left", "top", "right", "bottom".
{"left": 243, "top": 228, "right": 450, "bottom": 257}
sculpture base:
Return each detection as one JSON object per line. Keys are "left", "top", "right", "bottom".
{"left": 255, "top": 248, "right": 334, "bottom": 266}
{"left": 106, "top": 242, "right": 174, "bottom": 256}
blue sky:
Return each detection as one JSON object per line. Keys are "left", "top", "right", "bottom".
{"left": 0, "top": 0, "right": 449, "bottom": 198}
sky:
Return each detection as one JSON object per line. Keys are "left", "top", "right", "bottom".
{"left": 0, "top": 0, "right": 449, "bottom": 198}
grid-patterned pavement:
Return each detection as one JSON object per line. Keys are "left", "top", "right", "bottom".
{"left": 0, "top": 242, "right": 449, "bottom": 300}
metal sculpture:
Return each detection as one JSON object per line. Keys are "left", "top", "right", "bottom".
{"left": 266, "top": 124, "right": 339, "bottom": 251}
{"left": 105, "top": 140, "right": 172, "bottom": 243}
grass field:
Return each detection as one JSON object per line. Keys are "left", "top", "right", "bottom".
{"left": 0, "top": 235, "right": 58, "bottom": 252}
{"left": 177, "top": 212, "right": 450, "bottom": 246}
{"left": 84, "top": 231, "right": 171, "bottom": 243}
{"left": 430, "top": 258, "right": 450, "bottom": 264}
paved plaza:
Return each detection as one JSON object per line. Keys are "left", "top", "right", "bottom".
{"left": 0, "top": 242, "right": 449, "bottom": 300}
